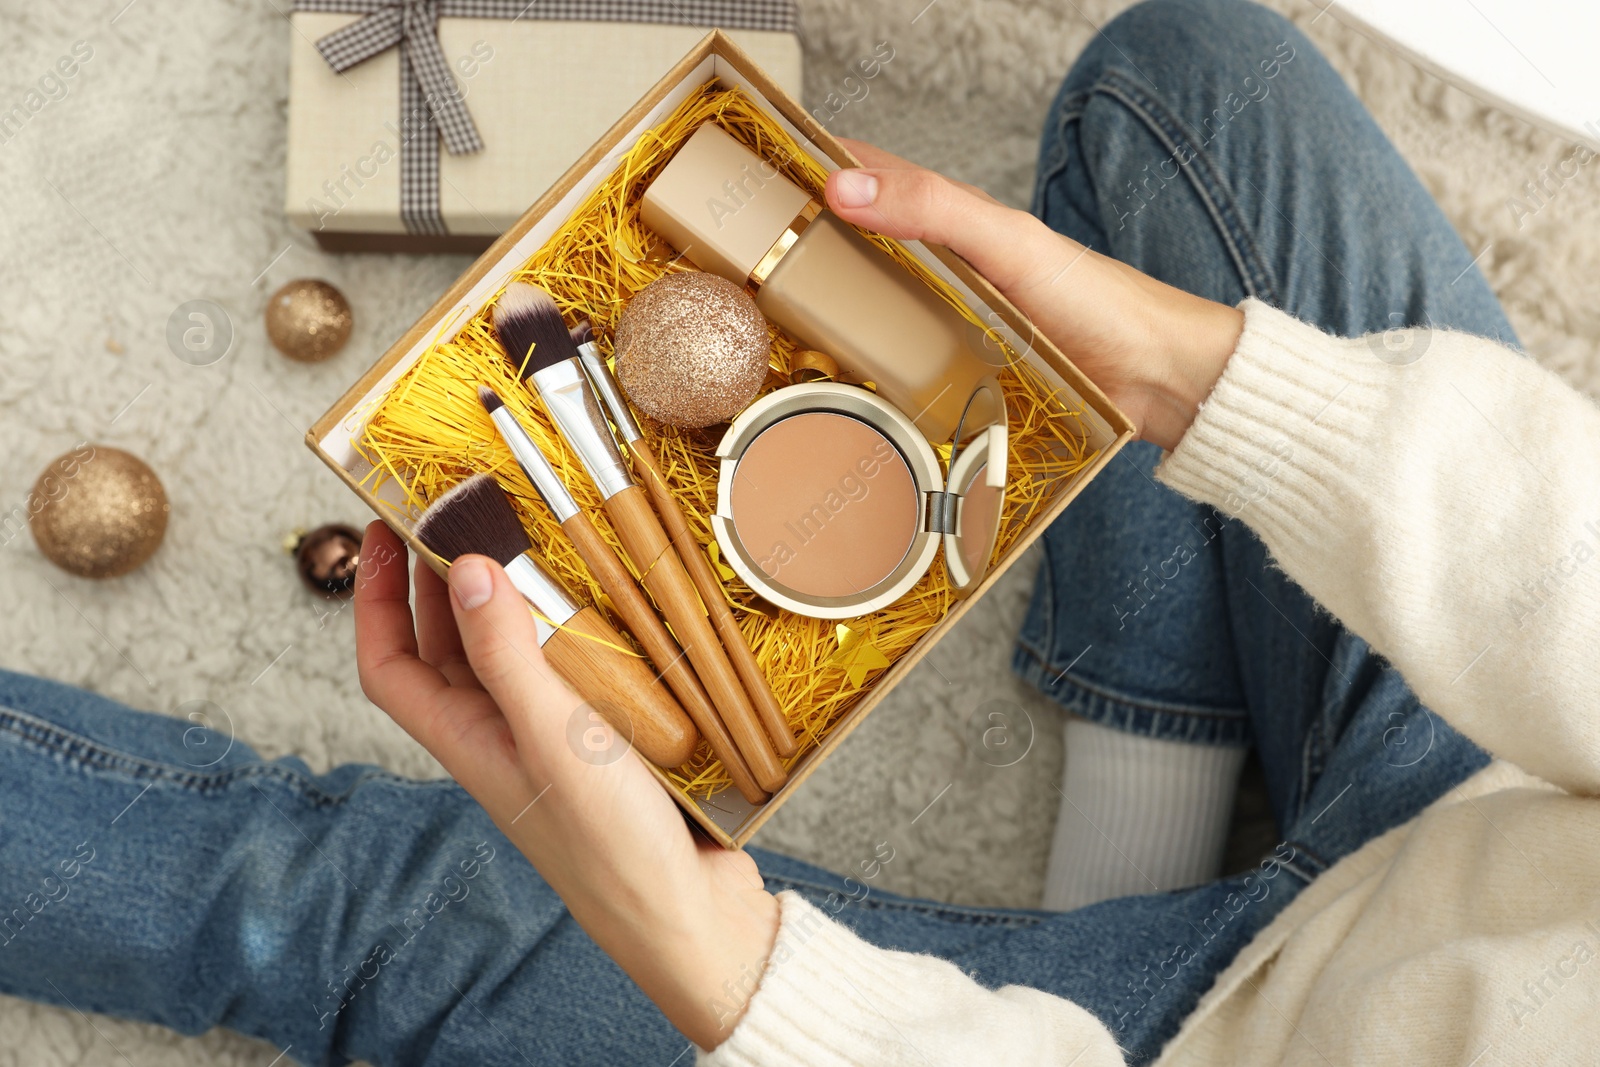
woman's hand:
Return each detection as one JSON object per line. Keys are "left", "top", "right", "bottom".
{"left": 825, "top": 141, "right": 1244, "bottom": 451}
{"left": 353, "top": 521, "right": 779, "bottom": 1049}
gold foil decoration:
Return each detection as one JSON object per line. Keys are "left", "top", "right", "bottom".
{"left": 29, "top": 446, "right": 168, "bottom": 579}
{"left": 266, "top": 279, "right": 353, "bottom": 362}
{"left": 825, "top": 623, "right": 891, "bottom": 688}
{"left": 706, "top": 539, "right": 739, "bottom": 583}
{"left": 789, "top": 349, "right": 840, "bottom": 383}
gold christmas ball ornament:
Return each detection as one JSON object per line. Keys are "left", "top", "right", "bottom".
{"left": 614, "top": 272, "right": 772, "bottom": 429}
{"left": 29, "top": 446, "right": 169, "bottom": 579}
{"left": 265, "top": 279, "right": 353, "bottom": 362}
{"left": 291, "top": 523, "right": 363, "bottom": 598}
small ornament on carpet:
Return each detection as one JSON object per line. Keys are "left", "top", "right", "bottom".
{"left": 29, "top": 446, "right": 168, "bottom": 579}
{"left": 266, "top": 279, "right": 352, "bottom": 362}
{"left": 286, "top": 524, "right": 363, "bottom": 597}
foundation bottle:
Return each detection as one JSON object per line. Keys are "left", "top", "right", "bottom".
{"left": 640, "top": 123, "right": 1004, "bottom": 443}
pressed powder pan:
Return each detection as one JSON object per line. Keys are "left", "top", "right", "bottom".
{"left": 714, "top": 382, "right": 1008, "bottom": 618}
{"left": 727, "top": 411, "right": 920, "bottom": 599}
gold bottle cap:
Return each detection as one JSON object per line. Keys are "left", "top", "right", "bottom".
{"left": 750, "top": 201, "right": 821, "bottom": 287}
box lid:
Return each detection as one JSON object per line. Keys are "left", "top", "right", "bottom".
{"left": 285, "top": 16, "right": 802, "bottom": 237}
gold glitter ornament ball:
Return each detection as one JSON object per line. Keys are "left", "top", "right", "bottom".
{"left": 265, "top": 279, "right": 353, "bottom": 362}
{"left": 614, "top": 272, "right": 771, "bottom": 428}
{"left": 29, "top": 446, "right": 169, "bottom": 579}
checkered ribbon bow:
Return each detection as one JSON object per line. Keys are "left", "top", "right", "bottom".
{"left": 294, "top": 0, "right": 799, "bottom": 235}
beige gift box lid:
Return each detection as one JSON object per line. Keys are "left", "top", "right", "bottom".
{"left": 285, "top": 14, "right": 802, "bottom": 245}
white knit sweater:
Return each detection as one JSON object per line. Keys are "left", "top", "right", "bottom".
{"left": 701, "top": 301, "right": 1600, "bottom": 1067}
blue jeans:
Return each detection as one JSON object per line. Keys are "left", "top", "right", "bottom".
{"left": 0, "top": 3, "right": 1512, "bottom": 1064}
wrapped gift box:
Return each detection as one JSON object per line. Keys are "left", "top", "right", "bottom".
{"left": 307, "top": 31, "right": 1135, "bottom": 846}
{"left": 285, "top": 2, "right": 803, "bottom": 253}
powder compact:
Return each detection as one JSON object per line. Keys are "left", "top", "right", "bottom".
{"left": 712, "top": 382, "right": 1007, "bottom": 618}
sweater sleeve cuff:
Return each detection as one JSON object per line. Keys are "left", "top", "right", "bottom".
{"left": 699, "top": 891, "right": 1125, "bottom": 1067}
{"left": 1155, "top": 298, "right": 1381, "bottom": 546}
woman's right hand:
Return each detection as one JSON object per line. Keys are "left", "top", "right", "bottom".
{"left": 825, "top": 141, "right": 1244, "bottom": 452}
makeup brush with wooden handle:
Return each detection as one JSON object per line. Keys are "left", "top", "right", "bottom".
{"left": 478, "top": 386, "right": 768, "bottom": 804}
{"left": 493, "top": 283, "right": 788, "bottom": 794}
{"left": 571, "top": 319, "right": 798, "bottom": 759}
{"left": 413, "top": 475, "right": 698, "bottom": 770}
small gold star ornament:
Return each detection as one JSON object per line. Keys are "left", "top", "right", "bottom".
{"left": 825, "top": 623, "right": 890, "bottom": 688}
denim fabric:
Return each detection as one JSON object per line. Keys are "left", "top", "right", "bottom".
{"left": 0, "top": 671, "right": 1303, "bottom": 1065}
{"left": 1013, "top": 0, "right": 1505, "bottom": 844}
{"left": 0, "top": 2, "right": 1511, "bottom": 1065}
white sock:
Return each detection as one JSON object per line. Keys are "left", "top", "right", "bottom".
{"left": 1042, "top": 716, "right": 1248, "bottom": 910}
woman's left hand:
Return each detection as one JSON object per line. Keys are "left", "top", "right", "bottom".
{"left": 353, "top": 520, "right": 780, "bottom": 1048}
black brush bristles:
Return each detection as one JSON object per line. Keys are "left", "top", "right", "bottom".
{"left": 569, "top": 318, "right": 594, "bottom": 348}
{"left": 477, "top": 384, "right": 505, "bottom": 415}
{"left": 492, "top": 282, "right": 582, "bottom": 380}
{"left": 412, "top": 474, "right": 531, "bottom": 568}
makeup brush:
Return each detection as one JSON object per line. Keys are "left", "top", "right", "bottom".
{"left": 413, "top": 474, "right": 697, "bottom": 770}
{"left": 494, "top": 283, "right": 788, "bottom": 794}
{"left": 572, "top": 319, "right": 797, "bottom": 759}
{"left": 478, "top": 386, "right": 767, "bottom": 804}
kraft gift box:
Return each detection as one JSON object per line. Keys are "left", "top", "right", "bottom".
{"left": 285, "top": 3, "right": 802, "bottom": 253}
{"left": 307, "top": 31, "right": 1135, "bottom": 847}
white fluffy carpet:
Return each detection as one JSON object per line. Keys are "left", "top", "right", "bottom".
{"left": 0, "top": 0, "right": 1595, "bottom": 1062}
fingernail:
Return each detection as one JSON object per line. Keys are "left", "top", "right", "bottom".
{"left": 451, "top": 558, "right": 493, "bottom": 610}
{"left": 835, "top": 170, "right": 878, "bottom": 209}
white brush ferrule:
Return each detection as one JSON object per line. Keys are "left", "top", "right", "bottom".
{"left": 504, "top": 553, "right": 578, "bottom": 646}
{"left": 578, "top": 342, "right": 642, "bottom": 445}
{"left": 489, "top": 406, "right": 580, "bottom": 524}
{"left": 530, "top": 359, "right": 634, "bottom": 500}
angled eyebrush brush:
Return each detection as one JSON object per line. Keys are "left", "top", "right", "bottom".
{"left": 571, "top": 319, "right": 797, "bottom": 759}
{"left": 478, "top": 386, "right": 767, "bottom": 803}
{"left": 413, "top": 474, "right": 698, "bottom": 770}
{"left": 494, "top": 283, "right": 788, "bottom": 794}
